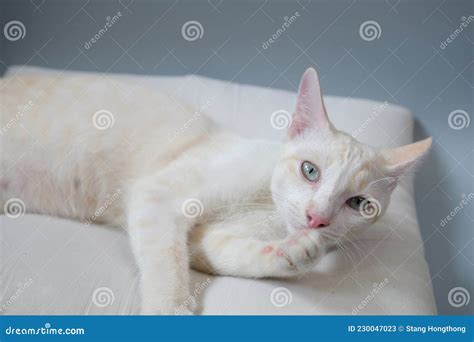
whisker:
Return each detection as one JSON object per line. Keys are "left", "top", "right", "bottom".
{"left": 340, "top": 235, "right": 364, "bottom": 264}
{"left": 336, "top": 240, "right": 357, "bottom": 267}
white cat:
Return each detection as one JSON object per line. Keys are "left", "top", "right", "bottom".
{"left": 0, "top": 68, "right": 431, "bottom": 314}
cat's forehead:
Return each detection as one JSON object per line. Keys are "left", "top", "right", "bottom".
{"left": 287, "top": 131, "right": 377, "bottom": 163}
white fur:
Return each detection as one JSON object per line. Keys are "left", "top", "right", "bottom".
{"left": 0, "top": 69, "right": 431, "bottom": 314}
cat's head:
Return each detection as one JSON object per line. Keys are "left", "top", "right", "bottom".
{"left": 271, "top": 68, "right": 431, "bottom": 243}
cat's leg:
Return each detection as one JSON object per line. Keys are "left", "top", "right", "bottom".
{"left": 189, "top": 224, "right": 326, "bottom": 278}
{"left": 128, "top": 184, "right": 194, "bottom": 315}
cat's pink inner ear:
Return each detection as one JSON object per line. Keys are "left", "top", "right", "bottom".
{"left": 289, "top": 68, "right": 330, "bottom": 138}
{"left": 385, "top": 137, "right": 432, "bottom": 176}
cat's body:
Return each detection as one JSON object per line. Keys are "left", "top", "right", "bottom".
{"left": 1, "top": 69, "right": 431, "bottom": 314}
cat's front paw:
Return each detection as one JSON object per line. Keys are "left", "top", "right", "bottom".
{"left": 266, "top": 229, "right": 325, "bottom": 277}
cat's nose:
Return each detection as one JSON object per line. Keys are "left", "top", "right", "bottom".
{"left": 306, "top": 211, "right": 330, "bottom": 229}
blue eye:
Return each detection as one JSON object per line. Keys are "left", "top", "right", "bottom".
{"left": 346, "top": 196, "right": 367, "bottom": 210}
{"left": 301, "top": 161, "right": 320, "bottom": 182}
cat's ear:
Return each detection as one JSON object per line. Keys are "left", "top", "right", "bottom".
{"left": 384, "top": 137, "right": 432, "bottom": 177}
{"left": 289, "top": 67, "right": 331, "bottom": 138}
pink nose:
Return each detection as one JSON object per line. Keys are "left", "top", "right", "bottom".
{"left": 306, "top": 211, "right": 330, "bottom": 229}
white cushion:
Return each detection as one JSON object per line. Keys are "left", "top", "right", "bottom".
{"left": 0, "top": 66, "right": 436, "bottom": 315}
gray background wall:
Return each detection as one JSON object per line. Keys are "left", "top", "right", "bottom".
{"left": 1, "top": 0, "right": 472, "bottom": 315}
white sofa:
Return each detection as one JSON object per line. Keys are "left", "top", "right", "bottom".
{"left": 0, "top": 66, "right": 437, "bottom": 315}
